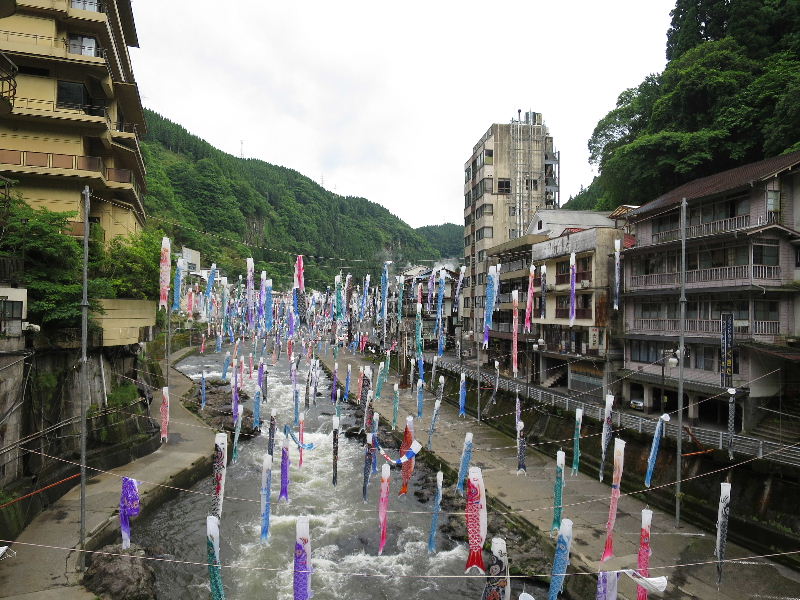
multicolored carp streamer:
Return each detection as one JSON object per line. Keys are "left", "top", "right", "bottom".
{"left": 371, "top": 412, "right": 380, "bottom": 474}
{"left": 119, "top": 477, "right": 140, "bottom": 549}
{"left": 376, "top": 438, "right": 422, "bottom": 466}
{"left": 172, "top": 257, "right": 185, "bottom": 312}
{"left": 551, "top": 450, "right": 565, "bottom": 535}
{"left": 205, "top": 263, "right": 216, "bottom": 301}
{"left": 512, "top": 289, "right": 519, "bottom": 375}
{"left": 260, "top": 454, "right": 273, "bottom": 542}
{"left": 392, "top": 383, "right": 400, "bottom": 430}
{"left": 378, "top": 463, "right": 391, "bottom": 554}
{"left": 232, "top": 405, "right": 244, "bottom": 462}
{"left": 265, "top": 279, "right": 274, "bottom": 332}
{"left": 601, "top": 438, "right": 626, "bottom": 562}
{"left": 399, "top": 416, "right": 415, "bottom": 495}
{"left": 621, "top": 570, "right": 668, "bottom": 594}
{"left": 435, "top": 267, "right": 445, "bottom": 333}
{"left": 428, "top": 471, "right": 443, "bottom": 553}
{"left": 483, "top": 265, "right": 498, "bottom": 348}
{"left": 280, "top": 435, "right": 290, "bottom": 502}
{"left": 380, "top": 262, "right": 391, "bottom": 334}
{"left": 453, "top": 265, "right": 466, "bottom": 314}
{"left": 516, "top": 420, "right": 526, "bottom": 475}
{"left": 569, "top": 252, "right": 576, "bottom": 326}
{"left": 232, "top": 367, "right": 240, "bottom": 424}
{"left": 363, "top": 433, "right": 374, "bottom": 502}
{"left": 599, "top": 394, "right": 613, "bottom": 482}
{"left": 596, "top": 571, "right": 620, "bottom": 600}
{"left": 571, "top": 408, "right": 582, "bottom": 476}
{"left": 210, "top": 432, "right": 227, "bottom": 518}
{"left": 267, "top": 410, "right": 277, "bottom": 457}
{"left": 158, "top": 236, "right": 170, "bottom": 310}
{"left": 415, "top": 302, "right": 423, "bottom": 358}
{"left": 540, "top": 264, "right": 547, "bottom": 319}
{"left": 334, "top": 274, "right": 344, "bottom": 322}
{"left": 524, "top": 263, "right": 535, "bottom": 332}
{"left": 284, "top": 423, "right": 316, "bottom": 451}
{"left": 715, "top": 482, "right": 731, "bottom": 584}
{"left": 458, "top": 372, "right": 467, "bottom": 417}
{"left": 465, "top": 467, "right": 487, "bottom": 574}
{"left": 613, "top": 238, "right": 621, "bottom": 310}
{"left": 416, "top": 378, "right": 424, "bottom": 418}
{"left": 456, "top": 432, "right": 474, "bottom": 496}
{"left": 426, "top": 269, "right": 435, "bottom": 312}
{"left": 547, "top": 518, "right": 573, "bottom": 600}
{"left": 332, "top": 416, "right": 339, "bottom": 487}
{"left": 206, "top": 515, "right": 225, "bottom": 600}
{"left": 294, "top": 516, "right": 312, "bottom": 600}
{"left": 645, "top": 414, "right": 670, "bottom": 487}
{"left": 637, "top": 509, "right": 653, "bottom": 600}
{"left": 246, "top": 257, "right": 255, "bottom": 326}
{"left": 201, "top": 371, "right": 207, "bottom": 410}
{"left": 482, "top": 537, "right": 510, "bottom": 600}
{"left": 160, "top": 387, "right": 169, "bottom": 443}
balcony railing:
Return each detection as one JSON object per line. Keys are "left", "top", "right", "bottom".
{"left": 0, "top": 51, "right": 16, "bottom": 113}
{"left": 555, "top": 272, "right": 570, "bottom": 285}
{"left": 651, "top": 214, "right": 752, "bottom": 244}
{"left": 632, "top": 318, "right": 779, "bottom": 336}
{"left": 0, "top": 29, "right": 106, "bottom": 59}
{"left": 500, "top": 260, "right": 527, "bottom": 274}
{"left": 555, "top": 307, "right": 592, "bottom": 319}
{"left": 630, "top": 264, "right": 783, "bottom": 288}
{"left": 14, "top": 96, "right": 107, "bottom": 118}
{"left": 71, "top": 0, "right": 105, "bottom": 12}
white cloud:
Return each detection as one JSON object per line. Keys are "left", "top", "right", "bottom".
{"left": 131, "top": 0, "right": 674, "bottom": 227}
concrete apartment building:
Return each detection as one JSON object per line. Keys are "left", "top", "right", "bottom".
{"left": 622, "top": 150, "right": 800, "bottom": 436}
{"left": 462, "top": 111, "right": 559, "bottom": 346}
{"left": 485, "top": 212, "right": 630, "bottom": 399}
{"left": 0, "top": 0, "right": 146, "bottom": 241}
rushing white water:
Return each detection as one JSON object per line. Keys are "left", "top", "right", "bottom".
{"left": 136, "top": 343, "right": 545, "bottom": 599}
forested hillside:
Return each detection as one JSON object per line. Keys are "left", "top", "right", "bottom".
{"left": 565, "top": 0, "right": 800, "bottom": 210}
{"left": 140, "top": 110, "right": 441, "bottom": 287}
{"left": 415, "top": 223, "right": 463, "bottom": 259}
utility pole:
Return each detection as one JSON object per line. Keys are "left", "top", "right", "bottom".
{"left": 676, "top": 197, "right": 687, "bottom": 527}
{"left": 79, "top": 185, "right": 90, "bottom": 571}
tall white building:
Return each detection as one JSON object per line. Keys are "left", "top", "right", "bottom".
{"left": 461, "top": 110, "right": 559, "bottom": 345}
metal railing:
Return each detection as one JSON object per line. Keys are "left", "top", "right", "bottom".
{"left": 752, "top": 265, "right": 781, "bottom": 279}
{"left": 0, "top": 52, "right": 16, "bottom": 108}
{"left": 632, "top": 318, "right": 776, "bottom": 336}
{"left": 630, "top": 272, "right": 678, "bottom": 287}
{"left": 686, "top": 264, "right": 748, "bottom": 283}
{"left": 631, "top": 264, "right": 783, "bottom": 288}
{"left": 428, "top": 354, "right": 800, "bottom": 467}
{"left": 651, "top": 214, "right": 752, "bottom": 245}
{"left": 14, "top": 96, "right": 107, "bottom": 118}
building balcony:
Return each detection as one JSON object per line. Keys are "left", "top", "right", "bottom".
{"left": 631, "top": 318, "right": 779, "bottom": 337}
{"left": 13, "top": 96, "right": 108, "bottom": 125}
{"left": 0, "top": 52, "right": 16, "bottom": 116}
{"left": 555, "top": 270, "right": 591, "bottom": 285}
{"left": 628, "top": 264, "right": 782, "bottom": 290}
{"left": 555, "top": 307, "right": 592, "bottom": 320}
{"left": 651, "top": 214, "right": 751, "bottom": 245}
{"left": 0, "top": 29, "right": 106, "bottom": 64}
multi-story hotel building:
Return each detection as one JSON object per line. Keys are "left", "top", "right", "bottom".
{"left": 622, "top": 150, "right": 800, "bottom": 435}
{"left": 462, "top": 111, "right": 559, "bottom": 346}
{"left": 0, "top": 0, "right": 146, "bottom": 240}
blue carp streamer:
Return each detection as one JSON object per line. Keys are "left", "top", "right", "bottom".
{"left": 548, "top": 519, "right": 573, "bottom": 600}
{"left": 645, "top": 414, "right": 670, "bottom": 487}
{"left": 456, "top": 432, "right": 473, "bottom": 496}
{"left": 428, "top": 472, "right": 443, "bottom": 553}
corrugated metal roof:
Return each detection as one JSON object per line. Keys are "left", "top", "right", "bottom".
{"left": 629, "top": 151, "right": 800, "bottom": 218}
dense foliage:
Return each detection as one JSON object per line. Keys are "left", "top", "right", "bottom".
{"left": 415, "top": 223, "right": 463, "bottom": 259}
{"left": 564, "top": 0, "right": 800, "bottom": 211}
{"left": 141, "top": 110, "right": 441, "bottom": 288}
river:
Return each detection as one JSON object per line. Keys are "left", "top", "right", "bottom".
{"left": 136, "top": 345, "right": 546, "bottom": 599}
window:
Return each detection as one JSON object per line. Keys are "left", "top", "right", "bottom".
{"left": 57, "top": 80, "right": 105, "bottom": 116}
{"left": 475, "top": 203, "right": 493, "bottom": 219}
{"left": 465, "top": 193, "right": 472, "bottom": 208}
{"left": 465, "top": 167, "right": 472, "bottom": 183}
{"left": 464, "top": 214, "right": 472, "bottom": 226}
{"left": 525, "top": 178, "right": 538, "bottom": 191}
{"left": 68, "top": 34, "right": 99, "bottom": 57}
{"left": 464, "top": 235, "right": 471, "bottom": 248}
{"left": 796, "top": 248, "right": 800, "bottom": 268}
{"left": 477, "top": 273, "right": 486, "bottom": 285}
{"left": 696, "top": 346, "right": 717, "bottom": 371}
{"left": 711, "top": 300, "right": 749, "bottom": 320}
{"left": 71, "top": 0, "right": 103, "bottom": 11}
{"left": 635, "top": 303, "right": 661, "bottom": 319}
{"left": 484, "top": 149, "right": 493, "bottom": 165}
{"left": 753, "top": 240, "right": 779, "bottom": 266}
{"left": 754, "top": 300, "right": 778, "bottom": 321}
{"left": 537, "top": 220, "right": 543, "bottom": 230}
{"left": 477, "top": 250, "right": 486, "bottom": 262}
{"left": 556, "top": 296, "right": 570, "bottom": 309}
{"left": 508, "top": 229, "right": 518, "bottom": 239}
{"left": 767, "top": 189, "right": 780, "bottom": 218}
{"left": 463, "top": 297, "right": 471, "bottom": 308}
{"left": 497, "top": 179, "right": 511, "bottom": 194}
{"left": 475, "top": 226, "right": 493, "bottom": 241}
{"left": 577, "top": 256, "right": 592, "bottom": 273}
{"left": 653, "top": 212, "right": 679, "bottom": 233}
{"left": 556, "top": 261, "right": 569, "bottom": 275}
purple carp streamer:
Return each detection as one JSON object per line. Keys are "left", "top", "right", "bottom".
{"left": 595, "top": 571, "right": 619, "bottom": 600}
{"left": 267, "top": 410, "right": 277, "bottom": 457}
{"left": 512, "top": 290, "right": 519, "bottom": 375}
{"left": 206, "top": 516, "right": 225, "bottom": 600}
{"left": 280, "top": 435, "right": 291, "bottom": 502}
{"left": 172, "top": 257, "right": 185, "bottom": 312}
{"left": 599, "top": 395, "right": 613, "bottom": 482}
{"left": 516, "top": 420, "right": 526, "bottom": 475}
{"left": 613, "top": 238, "right": 621, "bottom": 310}
{"left": 547, "top": 518, "right": 573, "bottom": 600}
{"left": 260, "top": 454, "right": 273, "bottom": 542}
{"left": 715, "top": 482, "right": 731, "bottom": 584}
{"left": 569, "top": 252, "right": 576, "bottom": 326}
{"left": 294, "top": 516, "right": 312, "bottom": 600}
{"left": 119, "top": 477, "right": 140, "bottom": 549}
{"left": 540, "top": 264, "right": 547, "bottom": 320}
{"left": 428, "top": 471, "right": 443, "bottom": 553}
{"left": 601, "top": 438, "right": 626, "bottom": 562}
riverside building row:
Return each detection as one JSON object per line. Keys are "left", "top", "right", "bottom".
{"left": 466, "top": 149, "right": 800, "bottom": 439}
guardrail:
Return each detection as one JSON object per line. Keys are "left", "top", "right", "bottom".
{"left": 428, "top": 354, "right": 800, "bottom": 467}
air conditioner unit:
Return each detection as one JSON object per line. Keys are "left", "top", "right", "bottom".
{"left": 580, "top": 280, "right": 590, "bottom": 288}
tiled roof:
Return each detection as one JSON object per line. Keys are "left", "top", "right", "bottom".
{"left": 629, "top": 151, "right": 800, "bottom": 218}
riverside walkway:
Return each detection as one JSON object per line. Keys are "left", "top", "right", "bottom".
{"left": 0, "top": 348, "right": 214, "bottom": 599}
{"left": 319, "top": 349, "right": 800, "bottom": 600}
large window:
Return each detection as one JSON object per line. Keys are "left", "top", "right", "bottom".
{"left": 57, "top": 80, "right": 105, "bottom": 116}
{"left": 67, "top": 34, "right": 100, "bottom": 57}
{"left": 475, "top": 203, "right": 493, "bottom": 219}
{"left": 497, "top": 179, "right": 511, "bottom": 194}
{"left": 754, "top": 300, "right": 778, "bottom": 321}
{"left": 652, "top": 212, "right": 679, "bottom": 233}
{"left": 475, "top": 226, "right": 493, "bottom": 241}
{"left": 753, "top": 240, "right": 779, "bottom": 266}
{"left": 635, "top": 303, "right": 661, "bottom": 319}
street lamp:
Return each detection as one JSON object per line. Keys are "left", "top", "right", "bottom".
{"left": 531, "top": 337, "right": 544, "bottom": 386}
{"left": 660, "top": 349, "right": 679, "bottom": 412}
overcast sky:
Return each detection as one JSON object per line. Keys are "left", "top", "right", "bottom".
{"left": 130, "top": 0, "right": 675, "bottom": 228}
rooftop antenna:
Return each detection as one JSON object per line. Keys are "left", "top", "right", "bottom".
{"left": 240, "top": 140, "right": 244, "bottom": 159}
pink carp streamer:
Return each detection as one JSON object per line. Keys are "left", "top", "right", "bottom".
{"left": 378, "top": 463, "right": 391, "bottom": 554}
{"left": 524, "top": 264, "right": 535, "bottom": 332}
{"left": 637, "top": 509, "right": 653, "bottom": 600}
{"left": 159, "top": 387, "right": 169, "bottom": 443}
{"left": 601, "top": 438, "right": 626, "bottom": 562}
{"left": 158, "top": 236, "right": 170, "bottom": 309}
